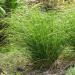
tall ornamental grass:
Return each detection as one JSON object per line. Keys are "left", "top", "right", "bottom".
{"left": 23, "top": 9, "right": 69, "bottom": 68}
{"left": 9, "top": 6, "right": 75, "bottom": 69}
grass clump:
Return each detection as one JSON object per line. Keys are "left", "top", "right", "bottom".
{"left": 24, "top": 7, "right": 75, "bottom": 69}
{"left": 23, "top": 9, "right": 69, "bottom": 69}
{"left": 7, "top": 4, "right": 75, "bottom": 70}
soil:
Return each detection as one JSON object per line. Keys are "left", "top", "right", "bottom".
{"left": 24, "top": 59, "right": 75, "bottom": 75}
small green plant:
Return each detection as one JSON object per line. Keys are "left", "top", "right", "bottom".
{"left": 65, "top": 66, "right": 75, "bottom": 75}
